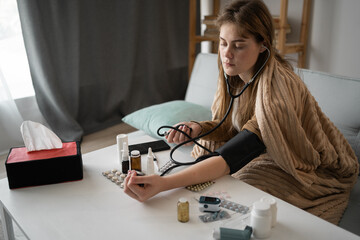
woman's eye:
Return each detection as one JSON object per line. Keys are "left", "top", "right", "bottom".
{"left": 220, "top": 42, "right": 227, "bottom": 47}
{"left": 235, "top": 45, "right": 245, "bottom": 49}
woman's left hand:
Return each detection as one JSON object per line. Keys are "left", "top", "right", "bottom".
{"left": 165, "top": 121, "right": 201, "bottom": 146}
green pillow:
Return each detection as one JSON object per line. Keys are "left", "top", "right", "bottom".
{"left": 122, "top": 100, "right": 212, "bottom": 139}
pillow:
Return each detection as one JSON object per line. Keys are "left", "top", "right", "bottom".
{"left": 122, "top": 100, "right": 212, "bottom": 139}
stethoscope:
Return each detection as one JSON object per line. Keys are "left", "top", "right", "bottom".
{"left": 157, "top": 46, "right": 270, "bottom": 176}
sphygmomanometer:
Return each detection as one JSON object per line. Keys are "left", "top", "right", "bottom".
{"left": 157, "top": 46, "right": 270, "bottom": 176}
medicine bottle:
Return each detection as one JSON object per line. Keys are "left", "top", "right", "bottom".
{"left": 121, "top": 143, "right": 130, "bottom": 174}
{"left": 177, "top": 198, "right": 189, "bottom": 223}
{"left": 116, "top": 134, "right": 128, "bottom": 164}
{"left": 261, "top": 197, "right": 277, "bottom": 227}
{"left": 130, "top": 150, "right": 141, "bottom": 172}
{"left": 146, "top": 147, "right": 155, "bottom": 175}
{"left": 250, "top": 201, "right": 271, "bottom": 239}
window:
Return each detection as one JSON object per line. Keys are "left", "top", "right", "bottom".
{"left": 0, "top": 0, "right": 35, "bottom": 99}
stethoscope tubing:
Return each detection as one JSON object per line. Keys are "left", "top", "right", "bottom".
{"left": 157, "top": 85, "right": 241, "bottom": 176}
{"left": 157, "top": 48, "right": 270, "bottom": 176}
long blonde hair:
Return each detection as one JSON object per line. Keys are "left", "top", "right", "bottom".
{"left": 213, "top": 0, "right": 292, "bottom": 133}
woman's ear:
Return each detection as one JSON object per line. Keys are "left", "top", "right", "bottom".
{"left": 260, "top": 44, "right": 267, "bottom": 53}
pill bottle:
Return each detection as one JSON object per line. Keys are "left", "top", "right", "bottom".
{"left": 250, "top": 201, "right": 271, "bottom": 239}
{"left": 177, "top": 198, "right": 189, "bottom": 223}
{"left": 130, "top": 150, "right": 141, "bottom": 171}
{"left": 260, "top": 197, "right": 277, "bottom": 227}
{"left": 121, "top": 147, "right": 130, "bottom": 174}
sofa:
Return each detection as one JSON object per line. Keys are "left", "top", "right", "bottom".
{"left": 122, "top": 53, "right": 360, "bottom": 235}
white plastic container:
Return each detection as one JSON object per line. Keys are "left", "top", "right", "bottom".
{"left": 261, "top": 197, "right": 277, "bottom": 227}
{"left": 250, "top": 201, "right": 271, "bottom": 239}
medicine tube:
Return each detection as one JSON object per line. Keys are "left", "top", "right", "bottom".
{"left": 146, "top": 147, "right": 155, "bottom": 175}
{"left": 130, "top": 150, "right": 142, "bottom": 172}
{"left": 177, "top": 198, "right": 189, "bottom": 223}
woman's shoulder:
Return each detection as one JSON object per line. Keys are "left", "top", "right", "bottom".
{"left": 270, "top": 61, "right": 311, "bottom": 107}
{"left": 275, "top": 62, "right": 309, "bottom": 93}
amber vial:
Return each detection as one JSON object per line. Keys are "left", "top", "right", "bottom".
{"left": 130, "top": 150, "right": 142, "bottom": 171}
{"left": 177, "top": 198, "right": 189, "bottom": 223}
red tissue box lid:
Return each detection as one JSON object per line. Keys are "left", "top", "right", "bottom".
{"left": 6, "top": 142, "right": 78, "bottom": 164}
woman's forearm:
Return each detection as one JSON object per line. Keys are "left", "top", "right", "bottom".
{"left": 161, "top": 156, "right": 230, "bottom": 191}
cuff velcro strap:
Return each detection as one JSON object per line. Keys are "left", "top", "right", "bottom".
{"left": 215, "top": 129, "right": 265, "bottom": 174}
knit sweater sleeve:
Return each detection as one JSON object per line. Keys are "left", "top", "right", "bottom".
{"left": 242, "top": 114, "right": 262, "bottom": 141}
{"left": 195, "top": 114, "right": 261, "bottom": 143}
{"left": 195, "top": 119, "right": 237, "bottom": 142}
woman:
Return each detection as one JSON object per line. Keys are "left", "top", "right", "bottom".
{"left": 124, "top": 0, "right": 358, "bottom": 224}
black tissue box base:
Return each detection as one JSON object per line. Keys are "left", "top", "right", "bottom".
{"left": 5, "top": 142, "right": 83, "bottom": 189}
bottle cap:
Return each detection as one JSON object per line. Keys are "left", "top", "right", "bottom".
{"left": 260, "top": 197, "right": 277, "bottom": 207}
{"left": 179, "top": 197, "right": 188, "bottom": 203}
{"left": 252, "top": 201, "right": 270, "bottom": 216}
{"left": 122, "top": 143, "right": 129, "bottom": 160}
{"left": 131, "top": 150, "right": 140, "bottom": 156}
{"left": 121, "top": 150, "right": 129, "bottom": 160}
{"left": 116, "top": 133, "right": 128, "bottom": 141}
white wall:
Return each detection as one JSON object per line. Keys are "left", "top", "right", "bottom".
{"left": 218, "top": 0, "right": 360, "bottom": 79}
{"left": 308, "top": 0, "right": 360, "bottom": 78}
{"left": 266, "top": 0, "right": 360, "bottom": 78}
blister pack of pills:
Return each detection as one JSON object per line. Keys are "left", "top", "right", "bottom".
{"left": 158, "top": 160, "right": 176, "bottom": 175}
{"left": 199, "top": 210, "right": 231, "bottom": 223}
{"left": 102, "top": 169, "right": 127, "bottom": 188}
{"left": 220, "top": 199, "right": 250, "bottom": 214}
{"left": 185, "top": 181, "right": 215, "bottom": 192}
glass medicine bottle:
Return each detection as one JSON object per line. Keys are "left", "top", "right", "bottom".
{"left": 130, "top": 150, "right": 141, "bottom": 172}
{"left": 177, "top": 198, "right": 189, "bottom": 223}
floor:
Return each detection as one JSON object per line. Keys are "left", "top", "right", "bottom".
{"left": 0, "top": 122, "right": 137, "bottom": 240}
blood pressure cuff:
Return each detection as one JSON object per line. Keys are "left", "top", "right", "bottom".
{"left": 215, "top": 129, "right": 266, "bottom": 174}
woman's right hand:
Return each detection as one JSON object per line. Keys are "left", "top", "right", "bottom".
{"left": 124, "top": 170, "right": 164, "bottom": 202}
{"left": 165, "top": 121, "right": 202, "bottom": 146}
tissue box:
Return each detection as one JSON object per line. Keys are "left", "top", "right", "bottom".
{"left": 5, "top": 142, "right": 83, "bottom": 189}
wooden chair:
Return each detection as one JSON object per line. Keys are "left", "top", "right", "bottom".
{"left": 188, "top": 0, "right": 220, "bottom": 79}
{"left": 276, "top": 0, "right": 312, "bottom": 68}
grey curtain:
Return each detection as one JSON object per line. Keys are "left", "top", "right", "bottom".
{"left": 17, "top": 0, "right": 189, "bottom": 141}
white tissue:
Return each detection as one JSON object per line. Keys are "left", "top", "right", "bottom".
{"left": 20, "top": 120, "right": 63, "bottom": 152}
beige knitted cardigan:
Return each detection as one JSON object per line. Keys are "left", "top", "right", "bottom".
{"left": 192, "top": 58, "right": 359, "bottom": 224}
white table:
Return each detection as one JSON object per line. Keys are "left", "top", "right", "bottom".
{"left": 1, "top": 133, "right": 359, "bottom": 240}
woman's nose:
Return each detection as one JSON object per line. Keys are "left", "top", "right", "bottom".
{"left": 223, "top": 46, "right": 233, "bottom": 59}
